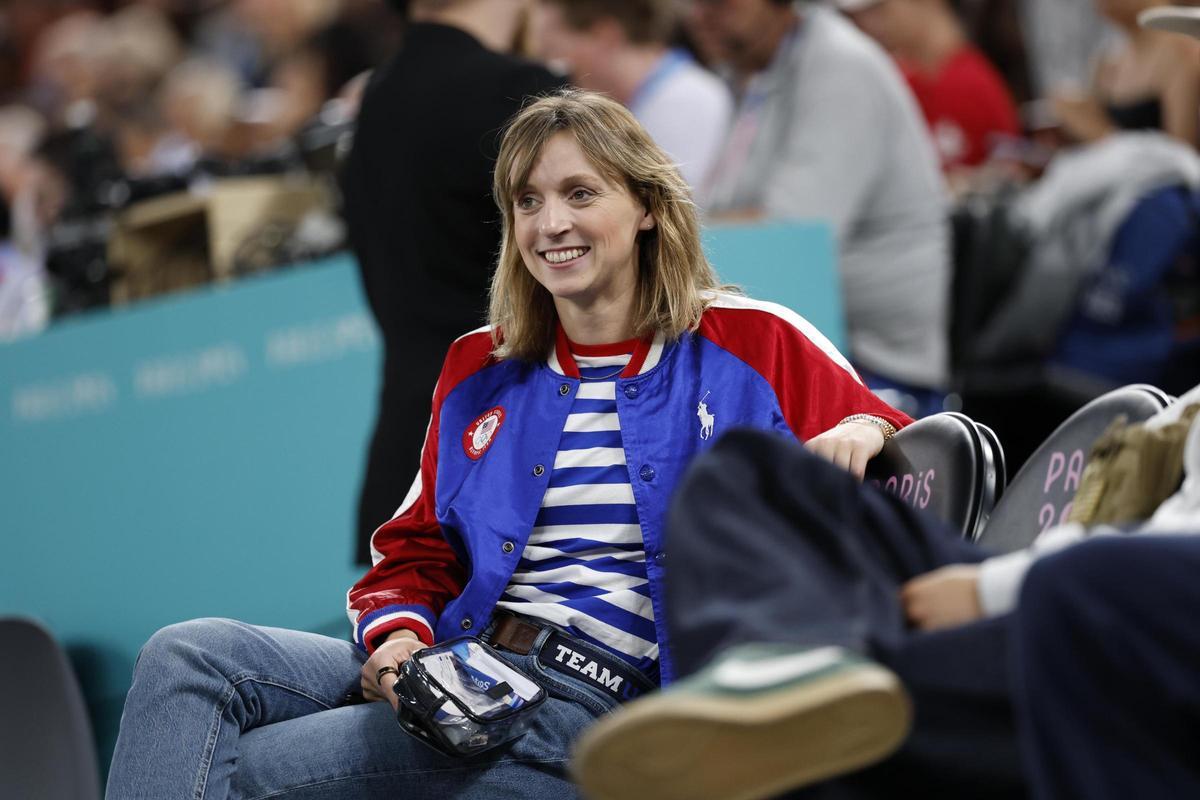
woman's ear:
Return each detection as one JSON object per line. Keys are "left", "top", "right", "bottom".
{"left": 639, "top": 208, "right": 656, "bottom": 231}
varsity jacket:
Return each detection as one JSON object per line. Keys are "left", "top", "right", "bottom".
{"left": 346, "top": 293, "right": 910, "bottom": 684}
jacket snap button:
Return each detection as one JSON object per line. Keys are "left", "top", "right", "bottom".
{"left": 559, "top": 383, "right": 571, "bottom": 396}
{"left": 624, "top": 384, "right": 639, "bottom": 399}
{"left": 533, "top": 464, "right": 545, "bottom": 477}
{"left": 502, "top": 541, "right": 515, "bottom": 554}
{"left": 639, "top": 464, "right": 656, "bottom": 482}
{"left": 461, "top": 618, "right": 473, "bottom": 630}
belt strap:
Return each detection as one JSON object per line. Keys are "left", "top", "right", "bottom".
{"left": 488, "top": 613, "right": 543, "bottom": 655}
{"left": 486, "top": 612, "right": 656, "bottom": 703}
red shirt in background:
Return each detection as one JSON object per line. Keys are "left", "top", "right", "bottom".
{"left": 900, "top": 46, "right": 1020, "bottom": 170}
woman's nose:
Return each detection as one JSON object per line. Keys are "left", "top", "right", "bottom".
{"left": 539, "top": 200, "right": 571, "bottom": 237}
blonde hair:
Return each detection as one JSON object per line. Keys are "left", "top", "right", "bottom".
{"left": 489, "top": 89, "right": 721, "bottom": 361}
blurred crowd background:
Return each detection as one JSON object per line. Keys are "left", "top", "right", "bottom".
{"left": 0, "top": 0, "right": 399, "bottom": 327}
{"left": 2, "top": 0, "right": 1199, "bottom": 470}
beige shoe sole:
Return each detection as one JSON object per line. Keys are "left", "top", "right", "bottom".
{"left": 571, "top": 663, "right": 911, "bottom": 800}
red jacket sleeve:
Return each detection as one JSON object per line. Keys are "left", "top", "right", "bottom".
{"left": 346, "top": 329, "right": 495, "bottom": 652}
{"left": 698, "top": 298, "right": 913, "bottom": 439}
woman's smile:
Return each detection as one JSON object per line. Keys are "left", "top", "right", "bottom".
{"left": 540, "top": 245, "right": 591, "bottom": 266}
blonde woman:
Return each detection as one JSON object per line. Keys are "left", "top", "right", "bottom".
{"left": 107, "top": 90, "right": 905, "bottom": 799}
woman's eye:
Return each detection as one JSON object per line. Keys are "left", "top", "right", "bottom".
{"left": 570, "top": 189, "right": 593, "bottom": 201}
{"left": 516, "top": 196, "right": 537, "bottom": 210}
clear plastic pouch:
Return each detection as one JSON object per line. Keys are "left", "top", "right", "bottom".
{"left": 392, "top": 636, "right": 547, "bottom": 757}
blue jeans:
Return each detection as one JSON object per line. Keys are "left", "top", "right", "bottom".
{"left": 105, "top": 618, "right": 618, "bottom": 799}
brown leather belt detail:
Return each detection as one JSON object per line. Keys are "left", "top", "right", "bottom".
{"left": 487, "top": 613, "right": 542, "bottom": 655}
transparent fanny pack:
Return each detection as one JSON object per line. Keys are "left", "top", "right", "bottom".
{"left": 392, "top": 636, "right": 547, "bottom": 758}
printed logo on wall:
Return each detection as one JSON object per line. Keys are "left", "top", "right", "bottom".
{"left": 464, "top": 407, "right": 506, "bottom": 460}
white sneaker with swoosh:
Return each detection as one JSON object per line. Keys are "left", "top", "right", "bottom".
{"left": 571, "top": 643, "right": 911, "bottom": 800}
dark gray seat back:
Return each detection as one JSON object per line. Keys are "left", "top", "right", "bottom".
{"left": 974, "top": 384, "right": 1172, "bottom": 554}
{"left": 0, "top": 617, "right": 101, "bottom": 800}
{"left": 866, "top": 412, "right": 1005, "bottom": 541}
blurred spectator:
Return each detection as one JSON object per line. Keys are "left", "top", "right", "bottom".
{"left": 0, "top": 1, "right": 82, "bottom": 105}
{"left": 0, "top": 103, "right": 48, "bottom": 242}
{"left": 159, "top": 56, "right": 242, "bottom": 164}
{"left": 341, "top": 0, "right": 565, "bottom": 564}
{"left": 1019, "top": 0, "right": 1116, "bottom": 98}
{"left": 26, "top": 10, "right": 105, "bottom": 129}
{"left": 93, "top": 4, "right": 183, "bottom": 123}
{"left": 260, "top": 16, "right": 376, "bottom": 147}
{"left": 1049, "top": 0, "right": 1200, "bottom": 146}
{"left": 692, "top": 0, "right": 951, "bottom": 416}
{"left": 836, "top": 0, "right": 1021, "bottom": 178}
{"left": 92, "top": 5, "right": 189, "bottom": 176}
{"left": 956, "top": 0, "right": 1034, "bottom": 105}
{"left": 194, "top": 0, "right": 342, "bottom": 89}
{"left": 0, "top": 103, "right": 51, "bottom": 339}
{"left": 529, "top": 0, "right": 732, "bottom": 190}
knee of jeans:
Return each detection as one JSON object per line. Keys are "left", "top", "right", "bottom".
{"left": 135, "top": 617, "right": 242, "bottom": 674}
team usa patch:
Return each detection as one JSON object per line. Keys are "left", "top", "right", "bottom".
{"left": 463, "top": 406, "right": 505, "bottom": 460}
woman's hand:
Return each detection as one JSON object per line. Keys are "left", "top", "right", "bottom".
{"left": 804, "top": 421, "right": 886, "bottom": 480}
{"left": 361, "top": 630, "right": 426, "bottom": 710}
{"left": 900, "top": 565, "right": 983, "bottom": 631}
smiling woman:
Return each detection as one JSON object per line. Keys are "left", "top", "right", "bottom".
{"left": 104, "top": 89, "right": 911, "bottom": 800}
{"left": 490, "top": 89, "right": 715, "bottom": 359}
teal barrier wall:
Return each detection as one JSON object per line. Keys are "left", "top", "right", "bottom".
{"left": 703, "top": 221, "right": 845, "bottom": 353}
{"left": 0, "top": 224, "right": 840, "bottom": 779}
{"left": 0, "top": 253, "right": 379, "bottom": 774}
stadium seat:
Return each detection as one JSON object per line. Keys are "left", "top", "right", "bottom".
{"left": 866, "top": 412, "right": 1005, "bottom": 541}
{"left": 0, "top": 617, "right": 101, "bottom": 800}
{"left": 974, "top": 384, "right": 1173, "bottom": 554}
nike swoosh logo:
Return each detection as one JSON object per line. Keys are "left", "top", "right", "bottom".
{"left": 710, "top": 646, "right": 847, "bottom": 690}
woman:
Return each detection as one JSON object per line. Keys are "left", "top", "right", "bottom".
{"left": 1052, "top": 0, "right": 1200, "bottom": 146}
{"left": 106, "top": 90, "right": 907, "bottom": 799}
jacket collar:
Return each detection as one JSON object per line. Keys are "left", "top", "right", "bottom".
{"left": 547, "top": 323, "right": 666, "bottom": 379}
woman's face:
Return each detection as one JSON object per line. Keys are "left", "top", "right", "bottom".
{"left": 512, "top": 131, "right": 655, "bottom": 318}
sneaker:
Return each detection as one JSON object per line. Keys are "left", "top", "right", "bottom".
{"left": 570, "top": 643, "right": 911, "bottom": 800}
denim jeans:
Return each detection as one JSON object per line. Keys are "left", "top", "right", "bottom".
{"left": 105, "top": 618, "right": 618, "bottom": 799}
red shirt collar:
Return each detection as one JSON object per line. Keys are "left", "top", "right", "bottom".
{"left": 553, "top": 323, "right": 654, "bottom": 379}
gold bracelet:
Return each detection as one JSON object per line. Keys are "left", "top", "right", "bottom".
{"left": 838, "top": 413, "right": 897, "bottom": 440}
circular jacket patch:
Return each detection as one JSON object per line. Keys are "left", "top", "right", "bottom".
{"left": 463, "top": 407, "right": 505, "bottom": 460}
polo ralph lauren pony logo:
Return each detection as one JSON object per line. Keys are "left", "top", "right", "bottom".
{"left": 697, "top": 391, "right": 715, "bottom": 440}
{"left": 463, "top": 407, "right": 505, "bottom": 460}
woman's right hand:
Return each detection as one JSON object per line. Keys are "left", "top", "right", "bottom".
{"left": 361, "top": 630, "right": 426, "bottom": 711}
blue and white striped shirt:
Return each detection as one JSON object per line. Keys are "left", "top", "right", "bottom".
{"left": 495, "top": 341, "right": 658, "bottom": 677}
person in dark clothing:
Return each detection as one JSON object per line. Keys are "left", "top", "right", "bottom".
{"left": 572, "top": 428, "right": 1024, "bottom": 800}
{"left": 1012, "top": 535, "right": 1200, "bottom": 800}
{"left": 574, "top": 389, "right": 1200, "bottom": 799}
{"left": 341, "top": 0, "right": 565, "bottom": 564}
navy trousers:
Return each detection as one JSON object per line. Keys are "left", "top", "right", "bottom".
{"left": 664, "top": 428, "right": 1026, "bottom": 799}
{"left": 1014, "top": 535, "right": 1200, "bottom": 800}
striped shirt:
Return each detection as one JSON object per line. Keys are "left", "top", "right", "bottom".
{"left": 495, "top": 339, "right": 658, "bottom": 678}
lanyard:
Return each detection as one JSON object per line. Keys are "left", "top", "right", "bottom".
{"left": 629, "top": 48, "right": 691, "bottom": 114}
{"left": 701, "top": 19, "right": 806, "bottom": 205}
